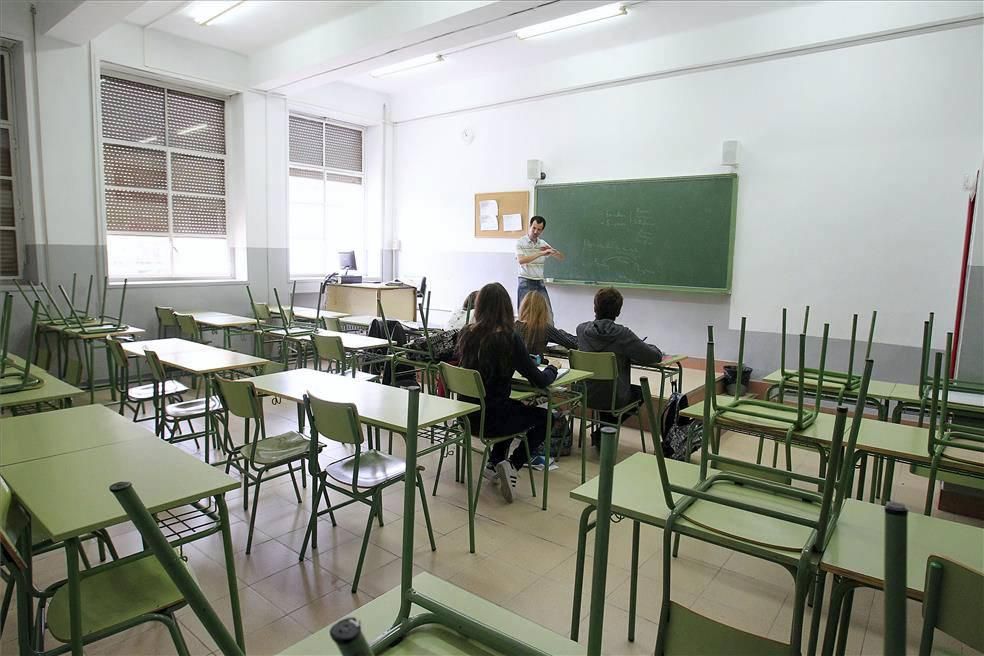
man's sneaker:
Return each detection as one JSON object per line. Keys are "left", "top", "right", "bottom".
{"left": 482, "top": 464, "right": 498, "bottom": 483}
{"left": 527, "top": 455, "right": 558, "bottom": 471}
{"left": 495, "top": 461, "right": 517, "bottom": 503}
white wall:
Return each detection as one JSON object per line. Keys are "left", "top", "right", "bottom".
{"left": 392, "top": 25, "right": 983, "bottom": 360}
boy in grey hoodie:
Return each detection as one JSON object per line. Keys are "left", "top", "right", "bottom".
{"left": 576, "top": 288, "right": 664, "bottom": 439}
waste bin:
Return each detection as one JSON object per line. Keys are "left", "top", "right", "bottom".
{"left": 723, "top": 365, "right": 752, "bottom": 396}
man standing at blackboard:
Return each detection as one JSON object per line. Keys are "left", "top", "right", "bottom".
{"left": 516, "top": 215, "right": 565, "bottom": 313}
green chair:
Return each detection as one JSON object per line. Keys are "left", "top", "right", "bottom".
{"left": 918, "top": 554, "right": 984, "bottom": 655}
{"left": 0, "top": 479, "right": 193, "bottom": 655}
{"left": 439, "top": 361, "right": 537, "bottom": 508}
{"left": 109, "top": 481, "right": 245, "bottom": 656}
{"left": 569, "top": 349, "right": 648, "bottom": 452}
{"left": 211, "top": 376, "right": 312, "bottom": 554}
{"left": 144, "top": 349, "right": 223, "bottom": 449}
{"left": 105, "top": 337, "right": 188, "bottom": 421}
{"left": 320, "top": 316, "right": 342, "bottom": 332}
{"left": 640, "top": 325, "right": 872, "bottom": 655}
{"left": 299, "top": 391, "right": 436, "bottom": 592}
{"left": 310, "top": 333, "right": 351, "bottom": 375}
{"left": 154, "top": 306, "right": 178, "bottom": 340}
{"left": 778, "top": 306, "right": 876, "bottom": 396}
{"left": 173, "top": 312, "right": 209, "bottom": 344}
{"left": 923, "top": 334, "right": 984, "bottom": 514}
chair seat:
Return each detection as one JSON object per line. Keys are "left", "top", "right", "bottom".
{"left": 128, "top": 380, "right": 188, "bottom": 402}
{"left": 240, "top": 431, "right": 310, "bottom": 465}
{"left": 326, "top": 451, "right": 407, "bottom": 488}
{"left": 164, "top": 395, "right": 223, "bottom": 418}
{"left": 678, "top": 478, "right": 820, "bottom": 553}
{"left": 46, "top": 553, "right": 189, "bottom": 641}
{"left": 661, "top": 602, "right": 788, "bottom": 656}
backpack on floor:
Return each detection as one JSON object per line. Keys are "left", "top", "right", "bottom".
{"left": 660, "top": 381, "right": 702, "bottom": 461}
{"left": 536, "top": 411, "right": 573, "bottom": 458}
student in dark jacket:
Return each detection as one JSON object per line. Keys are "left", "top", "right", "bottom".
{"left": 576, "top": 287, "right": 663, "bottom": 436}
{"left": 515, "top": 291, "right": 578, "bottom": 356}
{"left": 455, "top": 282, "right": 557, "bottom": 502}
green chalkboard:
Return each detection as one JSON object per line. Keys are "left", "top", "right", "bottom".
{"left": 534, "top": 174, "right": 738, "bottom": 293}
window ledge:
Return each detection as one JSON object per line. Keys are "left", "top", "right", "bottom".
{"left": 108, "top": 278, "right": 248, "bottom": 289}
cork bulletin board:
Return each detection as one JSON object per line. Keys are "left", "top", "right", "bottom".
{"left": 473, "top": 191, "right": 530, "bottom": 238}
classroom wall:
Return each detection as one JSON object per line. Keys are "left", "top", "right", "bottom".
{"left": 392, "top": 24, "right": 984, "bottom": 383}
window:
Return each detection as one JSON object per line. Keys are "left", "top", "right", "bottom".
{"left": 99, "top": 74, "right": 230, "bottom": 279}
{"left": 288, "top": 114, "right": 365, "bottom": 278}
{"left": 0, "top": 48, "right": 21, "bottom": 278}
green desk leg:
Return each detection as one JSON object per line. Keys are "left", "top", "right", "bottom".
{"left": 820, "top": 576, "right": 860, "bottom": 656}
{"left": 542, "top": 398, "right": 553, "bottom": 512}
{"left": 66, "top": 537, "right": 83, "bottom": 656}
{"left": 570, "top": 505, "right": 595, "bottom": 641}
{"left": 628, "top": 520, "right": 640, "bottom": 642}
{"left": 216, "top": 495, "right": 246, "bottom": 651}
{"left": 463, "top": 416, "right": 475, "bottom": 554}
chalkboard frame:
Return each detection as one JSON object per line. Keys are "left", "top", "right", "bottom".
{"left": 534, "top": 173, "right": 738, "bottom": 294}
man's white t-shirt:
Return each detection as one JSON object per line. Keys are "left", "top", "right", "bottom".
{"left": 516, "top": 235, "right": 551, "bottom": 280}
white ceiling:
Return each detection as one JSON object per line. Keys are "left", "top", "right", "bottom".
{"left": 344, "top": 1, "right": 803, "bottom": 96}
{"left": 125, "top": 0, "right": 380, "bottom": 55}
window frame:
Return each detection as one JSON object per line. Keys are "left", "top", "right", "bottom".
{"left": 0, "top": 45, "right": 23, "bottom": 280}
{"left": 95, "top": 69, "right": 232, "bottom": 282}
{"left": 287, "top": 111, "right": 367, "bottom": 280}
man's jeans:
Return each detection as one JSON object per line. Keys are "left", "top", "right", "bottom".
{"left": 517, "top": 277, "right": 552, "bottom": 314}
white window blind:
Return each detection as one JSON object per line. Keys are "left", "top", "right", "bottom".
{"left": 0, "top": 49, "right": 20, "bottom": 278}
{"left": 287, "top": 114, "right": 366, "bottom": 278}
{"left": 100, "top": 74, "right": 229, "bottom": 278}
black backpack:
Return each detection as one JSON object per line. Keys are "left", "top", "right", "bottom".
{"left": 660, "top": 381, "right": 702, "bottom": 461}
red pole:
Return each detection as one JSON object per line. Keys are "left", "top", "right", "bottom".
{"left": 951, "top": 171, "right": 978, "bottom": 377}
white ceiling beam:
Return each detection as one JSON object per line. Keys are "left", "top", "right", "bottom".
{"left": 36, "top": 0, "right": 149, "bottom": 45}
{"left": 248, "top": 0, "right": 610, "bottom": 93}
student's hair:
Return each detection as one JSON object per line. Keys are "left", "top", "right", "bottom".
{"left": 530, "top": 215, "right": 546, "bottom": 228}
{"left": 462, "top": 290, "right": 479, "bottom": 310}
{"left": 518, "top": 291, "right": 551, "bottom": 353}
{"left": 594, "top": 287, "right": 623, "bottom": 320}
{"left": 456, "top": 282, "right": 515, "bottom": 376}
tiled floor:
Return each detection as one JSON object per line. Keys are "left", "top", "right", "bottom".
{"left": 2, "top": 382, "right": 982, "bottom": 655}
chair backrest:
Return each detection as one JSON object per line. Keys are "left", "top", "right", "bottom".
{"left": 110, "top": 481, "right": 244, "bottom": 656}
{"left": 173, "top": 312, "right": 200, "bottom": 341}
{"left": 0, "top": 478, "right": 28, "bottom": 572}
{"left": 920, "top": 555, "right": 984, "bottom": 654}
{"left": 311, "top": 334, "right": 346, "bottom": 372}
{"left": 439, "top": 361, "right": 485, "bottom": 400}
{"left": 320, "top": 316, "right": 341, "bottom": 332}
{"left": 104, "top": 336, "right": 128, "bottom": 370}
{"left": 213, "top": 376, "right": 262, "bottom": 421}
{"left": 305, "top": 392, "right": 364, "bottom": 446}
{"left": 253, "top": 302, "right": 272, "bottom": 321}
{"left": 926, "top": 335, "right": 984, "bottom": 455}
{"left": 143, "top": 349, "right": 169, "bottom": 383}
{"left": 155, "top": 306, "right": 177, "bottom": 330}
{"left": 569, "top": 349, "right": 619, "bottom": 411}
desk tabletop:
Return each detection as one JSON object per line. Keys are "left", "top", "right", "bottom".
{"left": 889, "top": 382, "right": 984, "bottom": 412}
{"left": 122, "top": 338, "right": 218, "bottom": 358}
{"left": 570, "top": 452, "right": 700, "bottom": 525}
{"left": 821, "top": 499, "right": 984, "bottom": 598}
{"left": 62, "top": 325, "right": 145, "bottom": 340}
{"left": 0, "top": 355, "right": 84, "bottom": 409}
{"left": 0, "top": 405, "right": 150, "bottom": 466}
{"left": 2, "top": 438, "right": 237, "bottom": 541}
{"left": 272, "top": 306, "right": 349, "bottom": 321}
{"left": 763, "top": 369, "right": 897, "bottom": 399}
{"left": 341, "top": 314, "right": 446, "bottom": 332}
{"left": 280, "top": 572, "right": 583, "bottom": 656}
{"left": 190, "top": 312, "right": 257, "bottom": 328}
{"left": 284, "top": 329, "right": 389, "bottom": 351}
{"left": 123, "top": 338, "right": 268, "bottom": 373}
{"left": 248, "top": 368, "right": 477, "bottom": 432}
{"left": 512, "top": 367, "right": 594, "bottom": 389}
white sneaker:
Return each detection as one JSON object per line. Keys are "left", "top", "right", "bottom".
{"left": 495, "top": 461, "right": 517, "bottom": 503}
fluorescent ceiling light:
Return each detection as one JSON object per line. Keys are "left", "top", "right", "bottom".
{"left": 177, "top": 123, "right": 208, "bottom": 135}
{"left": 516, "top": 2, "right": 627, "bottom": 39}
{"left": 370, "top": 54, "right": 444, "bottom": 78}
{"left": 190, "top": 1, "right": 245, "bottom": 26}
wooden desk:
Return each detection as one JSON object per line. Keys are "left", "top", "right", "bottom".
{"left": 569, "top": 453, "right": 701, "bottom": 641}
{"left": 819, "top": 499, "right": 984, "bottom": 656}
{"left": 511, "top": 367, "right": 593, "bottom": 510}
{"left": 0, "top": 404, "right": 149, "bottom": 465}
{"left": 0, "top": 354, "right": 83, "bottom": 413}
{"left": 246, "top": 368, "right": 480, "bottom": 551}
{"left": 1, "top": 425, "right": 242, "bottom": 655}
{"left": 189, "top": 312, "right": 257, "bottom": 349}
{"left": 280, "top": 572, "right": 584, "bottom": 656}
{"left": 324, "top": 283, "right": 417, "bottom": 321}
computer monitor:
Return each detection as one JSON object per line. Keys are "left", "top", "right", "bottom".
{"left": 338, "top": 250, "right": 357, "bottom": 272}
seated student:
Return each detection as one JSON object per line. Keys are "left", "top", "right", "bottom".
{"left": 515, "top": 291, "right": 577, "bottom": 357}
{"left": 455, "top": 282, "right": 557, "bottom": 502}
{"left": 576, "top": 287, "right": 663, "bottom": 442}
{"left": 446, "top": 290, "right": 479, "bottom": 331}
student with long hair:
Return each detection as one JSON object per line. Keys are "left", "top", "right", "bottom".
{"left": 515, "top": 291, "right": 577, "bottom": 356}
{"left": 455, "top": 282, "right": 557, "bottom": 502}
